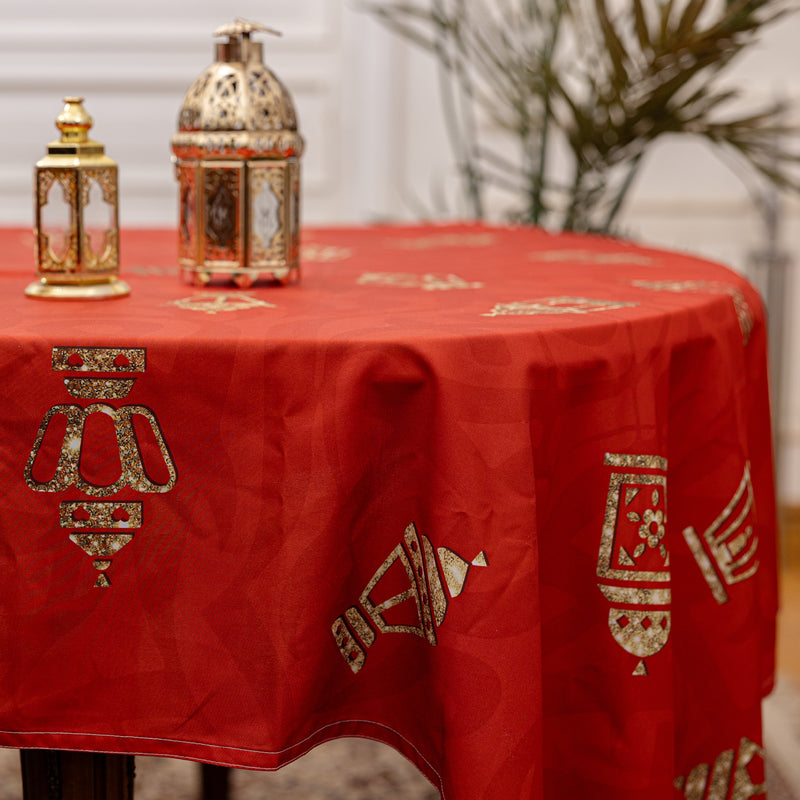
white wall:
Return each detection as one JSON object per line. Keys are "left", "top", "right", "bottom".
{"left": 1, "top": 1, "right": 798, "bottom": 503}
{"left": 0, "top": 1, "right": 377, "bottom": 227}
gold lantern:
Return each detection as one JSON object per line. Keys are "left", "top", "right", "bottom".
{"left": 27, "top": 97, "right": 127, "bottom": 300}
{"left": 172, "top": 19, "right": 303, "bottom": 288}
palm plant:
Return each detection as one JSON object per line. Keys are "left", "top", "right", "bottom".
{"left": 366, "top": 0, "right": 799, "bottom": 232}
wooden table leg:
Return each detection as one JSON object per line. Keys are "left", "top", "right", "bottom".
{"left": 20, "top": 750, "right": 135, "bottom": 800}
{"left": 200, "top": 763, "right": 230, "bottom": 800}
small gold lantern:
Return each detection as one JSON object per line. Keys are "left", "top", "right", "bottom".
{"left": 27, "top": 97, "right": 127, "bottom": 300}
{"left": 172, "top": 19, "right": 304, "bottom": 288}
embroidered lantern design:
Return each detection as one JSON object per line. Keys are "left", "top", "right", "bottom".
{"left": 596, "top": 453, "right": 671, "bottom": 676}
{"left": 24, "top": 347, "right": 176, "bottom": 587}
{"left": 332, "top": 522, "right": 488, "bottom": 674}
{"left": 171, "top": 19, "right": 303, "bottom": 288}
{"left": 674, "top": 738, "right": 765, "bottom": 799}
{"left": 682, "top": 462, "right": 759, "bottom": 605}
{"left": 28, "top": 97, "right": 128, "bottom": 300}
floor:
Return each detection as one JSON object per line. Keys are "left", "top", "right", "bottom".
{"left": 777, "top": 565, "right": 800, "bottom": 684}
{"left": 0, "top": 569, "right": 796, "bottom": 799}
{"left": 764, "top": 563, "right": 800, "bottom": 799}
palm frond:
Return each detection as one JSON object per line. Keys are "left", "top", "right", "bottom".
{"left": 365, "top": 0, "right": 797, "bottom": 231}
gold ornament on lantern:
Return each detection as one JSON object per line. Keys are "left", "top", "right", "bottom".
{"left": 172, "top": 19, "right": 303, "bottom": 288}
{"left": 27, "top": 97, "right": 128, "bottom": 300}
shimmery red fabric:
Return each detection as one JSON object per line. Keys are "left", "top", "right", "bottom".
{"left": 0, "top": 225, "right": 777, "bottom": 799}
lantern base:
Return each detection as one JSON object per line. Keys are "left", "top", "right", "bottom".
{"left": 180, "top": 265, "right": 298, "bottom": 289}
{"left": 25, "top": 278, "right": 131, "bottom": 300}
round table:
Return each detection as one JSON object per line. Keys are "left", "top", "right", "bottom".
{"left": 0, "top": 224, "right": 777, "bottom": 799}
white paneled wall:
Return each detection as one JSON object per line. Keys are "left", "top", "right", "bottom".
{"left": 0, "top": 1, "right": 372, "bottom": 227}
{"left": 1, "top": 1, "right": 798, "bottom": 502}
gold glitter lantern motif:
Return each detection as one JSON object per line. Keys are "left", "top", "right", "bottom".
{"left": 596, "top": 454, "right": 672, "bottom": 677}
{"left": 332, "top": 522, "right": 489, "bottom": 674}
{"left": 27, "top": 97, "right": 128, "bottom": 300}
{"left": 24, "top": 347, "right": 177, "bottom": 588}
{"left": 172, "top": 19, "right": 303, "bottom": 288}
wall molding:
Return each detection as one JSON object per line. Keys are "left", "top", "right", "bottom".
{"left": 0, "top": 6, "right": 342, "bottom": 53}
{"left": 0, "top": 68, "right": 332, "bottom": 94}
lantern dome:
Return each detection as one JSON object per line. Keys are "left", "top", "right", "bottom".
{"left": 178, "top": 62, "right": 298, "bottom": 134}
{"left": 172, "top": 19, "right": 304, "bottom": 161}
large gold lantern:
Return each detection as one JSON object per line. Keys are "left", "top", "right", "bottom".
{"left": 27, "top": 97, "right": 127, "bottom": 300}
{"left": 172, "top": 19, "right": 303, "bottom": 288}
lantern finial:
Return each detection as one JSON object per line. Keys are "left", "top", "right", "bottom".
{"left": 56, "top": 97, "right": 93, "bottom": 145}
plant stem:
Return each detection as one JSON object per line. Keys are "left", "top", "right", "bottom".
{"left": 562, "top": 157, "right": 586, "bottom": 231}
{"left": 602, "top": 151, "right": 644, "bottom": 232}
{"left": 452, "top": 0, "right": 485, "bottom": 218}
{"left": 529, "top": 4, "right": 565, "bottom": 226}
{"left": 431, "top": 0, "right": 484, "bottom": 218}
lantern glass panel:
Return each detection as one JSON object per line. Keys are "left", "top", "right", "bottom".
{"left": 83, "top": 177, "right": 114, "bottom": 259}
{"left": 203, "top": 165, "right": 242, "bottom": 264}
{"left": 177, "top": 163, "right": 198, "bottom": 265}
{"left": 208, "top": 187, "right": 234, "bottom": 244}
{"left": 41, "top": 179, "right": 72, "bottom": 263}
{"left": 252, "top": 175, "right": 281, "bottom": 248}
{"left": 289, "top": 168, "right": 299, "bottom": 236}
{"left": 180, "top": 181, "right": 195, "bottom": 251}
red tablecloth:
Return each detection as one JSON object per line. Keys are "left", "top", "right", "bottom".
{"left": 0, "top": 225, "right": 777, "bottom": 799}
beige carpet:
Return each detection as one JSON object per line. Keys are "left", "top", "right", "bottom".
{"left": 0, "top": 682, "right": 796, "bottom": 799}
{"left": 764, "top": 677, "right": 800, "bottom": 800}
{"left": 134, "top": 739, "right": 440, "bottom": 800}
{"left": 0, "top": 738, "right": 439, "bottom": 800}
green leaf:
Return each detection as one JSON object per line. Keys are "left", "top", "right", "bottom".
{"left": 364, "top": 0, "right": 800, "bottom": 233}
{"left": 659, "top": 0, "right": 677, "bottom": 43}
{"left": 632, "top": 0, "right": 653, "bottom": 52}
{"left": 677, "top": 0, "right": 709, "bottom": 38}
{"left": 593, "top": 0, "right": 630, "bottom": 82}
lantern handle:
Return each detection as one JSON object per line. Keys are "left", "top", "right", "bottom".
{"left": 213, "top": 19, "right": 283, "bottom": 40}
